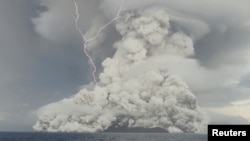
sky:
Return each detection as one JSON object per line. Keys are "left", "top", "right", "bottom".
{"left": 0, "top": 0, "right": 250, "bottom": 131}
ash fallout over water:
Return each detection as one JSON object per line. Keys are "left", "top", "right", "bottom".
{"left": 33, "top": 5, "right": 207, "bottom": 133}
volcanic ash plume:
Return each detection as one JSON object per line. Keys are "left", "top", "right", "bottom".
{"left": 33, "top": 7, "right": 207, "bottom": 133}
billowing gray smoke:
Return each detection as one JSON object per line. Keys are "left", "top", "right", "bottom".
{"left": 33, "top": 7, "right": 207, "bottom": 133}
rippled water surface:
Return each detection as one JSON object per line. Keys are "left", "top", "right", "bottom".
{"left": 0, "top": 132, "right": 207, "bottom": 141}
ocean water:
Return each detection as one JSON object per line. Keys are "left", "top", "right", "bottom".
{"left": 0, "top": 132, "right": 207, "bottom": 141}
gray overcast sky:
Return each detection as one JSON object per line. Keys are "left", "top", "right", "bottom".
{"left": 0, "top": 0, "right": 89, "bottom": 131}
{"left": 0, "top": 0, "right": 250, "bottom": 131}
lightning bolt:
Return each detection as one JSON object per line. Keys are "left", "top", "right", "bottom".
{"left": 74, "top": 0, "right": 126, "bottom": 86}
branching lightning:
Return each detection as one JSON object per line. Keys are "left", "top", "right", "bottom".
{"left": 74, "top": 0, "right": 126, "bottom": 86}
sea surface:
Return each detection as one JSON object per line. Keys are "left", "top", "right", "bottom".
{"left": 0, "top": 132, "right": 207, "bottom": 141}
